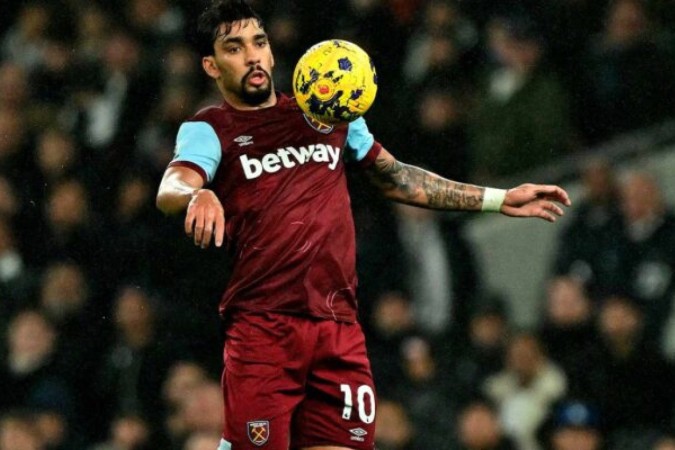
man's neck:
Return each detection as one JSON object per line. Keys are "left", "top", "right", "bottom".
{"left": 222, "top": 90, "right": 278, "bottom": 110}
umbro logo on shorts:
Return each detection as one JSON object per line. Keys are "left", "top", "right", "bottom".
{"left": 349, "top": 427, "right": 368, "bottom": 442}
{"left": 247, "top": 420, "right": 269, "bottom": 446}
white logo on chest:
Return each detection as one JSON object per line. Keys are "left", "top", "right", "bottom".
{"left": 234, "top": 135, "right": 254, "bottom": 146}
{"left": 239, "top": 144, "right": 341, "bottom": 180}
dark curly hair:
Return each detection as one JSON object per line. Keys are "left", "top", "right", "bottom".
{"left": 195, "top": 0, "right": 264, "bottom": 57}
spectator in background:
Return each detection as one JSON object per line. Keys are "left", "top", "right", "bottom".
{"left": 0, "top": 216, "right": 33, "bottom": 320}
{"left": 35, "top": 260, "right": 109, "bottom": 420}
{"left": 136, "top": 81, "right": 200, "bottom": 174}
{"left": 455, "top": 398, "right": 516, "bottom": 450}
{"left": 469, "top": 14, "right": 573, "bottom": 182}
{"left": 451, "top": 296, "right": 510, "bottom": 405}
{"left": 363, "top": 203, "right": 481, "bottom": 341}
{"left": 538, "top": 276, "right": 600, "bottom": 399}
{"left": 105, "top": 169, "right": 163, "bottom": 290}
{"left": 182, "top": 431, "right": 222, "bottom": 450}
{"left": 400, "top": 87, "right": 471, "bottom": 182}
{"left": 161, "top": 42, "right": 203, "bottom": 90}
{"left": 402, "top": 0, "right": 479, "bottom": 87}
{"left": 0, "top": 174, "right": 21, "bottom": 221}
{"left": 0, "top": 411, "right": 44, "bottom": 450}
{"left": 264, "top": 12, "right": 302, "bottom": 92}
{"left": 91, "top": 413, "right": 151, "bottom": 450}
{"left": 125, "top": 0, "right": 185, "bottom": 56}
{"left": 552, "top": 157, "right": 626, "bottom": 300}
{"left": 537, "top": 0, "right": 610, "bottom": 92}
{"left": 69, "top": 29, "right": 157, "bottom": 193}
{"left": 394, "top": 336, "right": 455, "bottom": 449}
{"left": 331, "top": 0, "right": 409, "bottom": 140}
{"left": 0, "top": 61, "right": 29, "bottom": 112}
{"left": 72, "top": 4, "right": 112, "bottom": 66}
{"left": 395, "top": 204, "right": 481, "bottom": 339}
{"left": 0, "top": 310, "right": 74, "bottom": 424}
{"left": 579, "top": 0, "right": 675, "bottom": 143}
{"left": 93, "top": 286, "right": 179, "bottom": 444}
{"left": 176, "top": 381, "right": 224, "bottom": 444}
{"left": 29, "top": 34, "right": 78, "bottom": 127}
{"left": 0, "top": 107, "right": 31, "bottom": 183}
{"left": 27, "top": 179, "right": 105, "bottom": 287}
{"left": 0, "top": 2, "right": 51, "bottom": 73}
{"left": 24, "top": 128, "right": 90, "bottom": 216}
{"left": 483, "top": 332, "right": 567, "bottom": 450}
{"left": 374, "top": 398, "right": 417, "bottom": 450}
{"left": 334, "top": 0, "right": 407, "bottom": 79}
{"left": 654, "top": 436, "right": 675, "bottom": 450}
{"left": 161, "top": 361, "right": 212, "bottom": 447}
{"left": 618, "top": 170, "right": 675, "bottom": 350}
{"left": 31, "top": 402, "right": 87, "bottom": 450}
{"left": 542, "top": 400, "right": 605, "bottom": 450}
{"left": 365, "top": 291, "right": 418, "bottom": 397}
{"left": 588, "top": 295, "right": 674, "bottom": 438}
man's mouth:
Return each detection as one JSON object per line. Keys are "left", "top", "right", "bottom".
{"left": 247, "top": 69, "right": 267, "bottom": 87}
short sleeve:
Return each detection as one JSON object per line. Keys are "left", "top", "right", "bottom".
{"left": 171, "top": 121, "right": 222, "bottom": 182}
{"left": 345, "top": 117, "right": 375, "bottom": 162}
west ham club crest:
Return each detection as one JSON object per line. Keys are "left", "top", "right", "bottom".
{"left": 247, "top": 421, "right": 270, "bottom": 446}
{"left": 303, "top": 114, "right": 334, "bottom": 134}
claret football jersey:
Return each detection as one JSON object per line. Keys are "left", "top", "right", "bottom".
{"left": 170, "top": 93, "right": 382, "bottom": 322}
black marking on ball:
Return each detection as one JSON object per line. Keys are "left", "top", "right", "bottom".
{"left": 338, "top": 57, "right": 353, "bottom": 71}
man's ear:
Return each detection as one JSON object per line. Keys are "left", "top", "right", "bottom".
{"left": 202, "top": 56, "right": 220, "bottom": 79}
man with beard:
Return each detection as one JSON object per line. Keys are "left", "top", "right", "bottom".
{"left": 155, "top": 1, "right": 571, "bottom": 449}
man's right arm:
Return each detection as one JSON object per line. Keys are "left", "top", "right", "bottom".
{"left": 156, "top": 166, "right": 225, "bottom": 248}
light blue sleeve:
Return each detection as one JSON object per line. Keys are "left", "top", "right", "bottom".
{"left": 345, "top": 117, "right": 375, "bottom": 162}
{"left": 173, "top": 121, "right": 221, "bottom": 182}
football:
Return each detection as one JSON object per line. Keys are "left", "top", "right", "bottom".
{"left": 293, "top": 39, "right": 378, "bottom": 124}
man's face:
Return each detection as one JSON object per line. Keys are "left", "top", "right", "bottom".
{"left": 203, "top": 19, "right": 274, "bottom": 106}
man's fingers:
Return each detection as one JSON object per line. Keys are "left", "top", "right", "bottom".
{"left": 215, "top": 213, "right": 225, "bottom": 247}
{"left": 190, "top": 208, "right": 226, "bottom": 248}
{"left": 536, "top": 185, "right": 571, "bottom": 206}
{"left": 542, "top": 200, "right": 564, "bottom": 217}
{"left": 200, "top": 211, "right": 220, "bottom": 248}
{"left": 502, "top": 201, "right": 561, "bottom": 222}
{"left": 186, "top": 190, "right": 226, "bottom": 248}
{"left": 185, "top": 209, "right": 196, "bottom": 236}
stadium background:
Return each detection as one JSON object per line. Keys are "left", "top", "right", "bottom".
{"left": 0, "top": 0, "right": 674, "bottom": 449}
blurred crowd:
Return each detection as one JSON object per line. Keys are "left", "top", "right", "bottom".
{"left": 1, "top": 0, "right": 675, "bottom": 449}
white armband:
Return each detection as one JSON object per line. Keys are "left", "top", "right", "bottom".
{"left": 481, "top": 188, "right": 507, "bottom": 212}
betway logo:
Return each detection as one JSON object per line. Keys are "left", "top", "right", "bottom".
{"left": 240, "top": 144, "right": 341, "bottom": 180}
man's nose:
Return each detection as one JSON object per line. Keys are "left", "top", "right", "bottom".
{"left": 245, "top": 46, "right": 262, "bottom": 65}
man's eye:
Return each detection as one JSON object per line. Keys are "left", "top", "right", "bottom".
{"left": 226, "top": 47, "right": 240, "bottom": 54}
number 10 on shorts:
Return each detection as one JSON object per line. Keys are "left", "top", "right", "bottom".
{"left": 340, "top": 384, "right": 376, "bottom": 424}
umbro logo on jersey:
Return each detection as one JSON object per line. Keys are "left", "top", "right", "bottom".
{"left": 239, "top": 144, "right": 341, "bottom": 180}
{"left": 234, "top": 135, "right": 254, "bottom": 146}
{"left": 349, "top": 428, "right": 368, "bottom": 442}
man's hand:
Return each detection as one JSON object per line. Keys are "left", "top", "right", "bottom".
{"left": 185, "top": 189, "right": 225, "bottom": 248}
{"left": 501, "top": 183, "right": 572, "bottom": 222}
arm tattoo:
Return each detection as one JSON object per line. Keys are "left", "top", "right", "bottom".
{"left": 368, "top": 156, "right": 484, "bottom": 210}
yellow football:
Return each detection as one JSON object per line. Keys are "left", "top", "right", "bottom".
{"left": 293, "top": 39, "right": 378, "bottom": 124}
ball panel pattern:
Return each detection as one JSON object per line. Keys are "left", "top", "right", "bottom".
{"left": 293, "top": 40, "right": 378, "bottom": 124}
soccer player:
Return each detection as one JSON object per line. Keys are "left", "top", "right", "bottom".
{"left": 155, "top": 1, "right": 572, "bottom": 449}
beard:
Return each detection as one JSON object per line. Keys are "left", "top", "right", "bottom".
{"left": 240, "top": 67, "right": 273, "bottom": 106}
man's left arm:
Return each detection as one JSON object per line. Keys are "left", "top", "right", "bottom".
{"left": 363, "top": 146, "right": 571, "bottom": 222}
